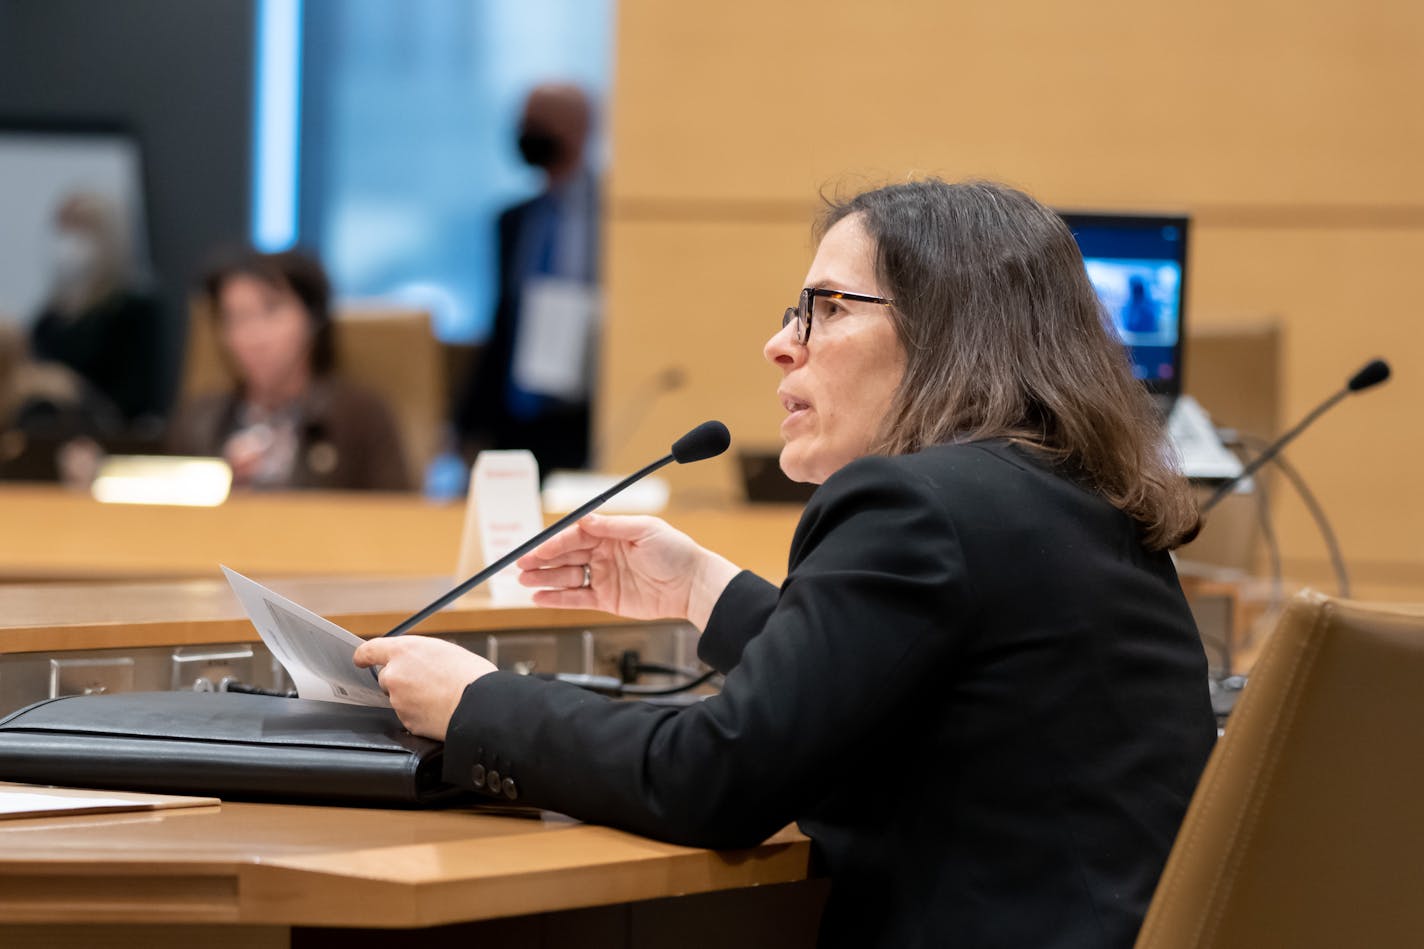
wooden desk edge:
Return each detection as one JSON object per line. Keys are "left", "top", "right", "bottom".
{"left": 0, "top": 825, "right": 812, "bottom": 927}
{"left": 246, "top": 833, "right": 812, "bottom": 927}
{"left": 0, "top": 606, "right": 640, "bottom": 655}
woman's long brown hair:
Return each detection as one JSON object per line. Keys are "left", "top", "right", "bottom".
{"left": 821, "top": 179, "right": 1199, "bottom": 550}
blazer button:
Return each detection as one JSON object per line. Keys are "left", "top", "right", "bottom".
{"left": 501, "top": 777, "right": 518, "bottom": 800}
{"left": 470, "top": 764, "right": 486, "bottom": 789}
{"left": 486, "top": 770, "right": 501, "bottom": 794}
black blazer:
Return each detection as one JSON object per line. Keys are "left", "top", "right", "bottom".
{"left": 166, "top": 378, "right": 412, "bottom": 492}
{"left": 443, "top": 440, "right": 1216, "bottom": 947}
{"left": 30, "top": 289, "right": 166, "bottom": 423}
{"left": 452, "top": 187, "right": 598, "bottom": 473}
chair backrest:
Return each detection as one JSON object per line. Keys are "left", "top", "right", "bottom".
{"left": 327, "top": 305, "right": 446, "bottom": 483}
{"left": 181, "top": 299, "right": 446, "bottom": 487}
{"left": 1136, "top": 591, "right": 1424, "bottom": 948}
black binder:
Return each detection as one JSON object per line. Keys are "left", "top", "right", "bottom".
{"left": 0, "top": 691, "right": 472, "bottom": 807}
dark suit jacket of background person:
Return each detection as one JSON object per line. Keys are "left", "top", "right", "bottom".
{"left": 452, "top": 189, "right": 598, "bottom": 475}
{"left": 441, "top": 439, "right": 1217, "bottom": 947}
{"left": 30, "top": 289, "right": 166, "bottom": 424}
{"left": 166, "top": 378, "right": 412, "bottom": 491}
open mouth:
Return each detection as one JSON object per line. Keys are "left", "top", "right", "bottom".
{"left": 779, "top": 392, "right": 812, "bottom": 433}
{"left": 780, "top": 393, "right": 811, "bottom": 414}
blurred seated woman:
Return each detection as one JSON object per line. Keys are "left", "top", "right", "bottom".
{"left": 167, "top": 249, "right": 411, "bottom": 491}
{"left": 29, "top": 191, "right": 165, "bottom": 427}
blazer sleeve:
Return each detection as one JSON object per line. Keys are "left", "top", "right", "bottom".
{"left": 440, "top": 454, "right": 974, "bottom": 849}
{"left": 164, "top": 392, "right": 234, "bottom": 457}
{"left": 353, "top": 390, "right": 414, "bottom": 491}
{"left": 696, "top": 570, "right": 779, "bottom": 674}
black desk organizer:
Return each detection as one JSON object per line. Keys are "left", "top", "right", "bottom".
{"left": 0, "top": 690, "right": 472, "bottom": 807}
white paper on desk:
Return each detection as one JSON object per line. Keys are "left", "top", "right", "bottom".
{"left": 0, "top": 791, "right": 156, "bottom": 816}
{"left": 221, "top": 566, "right": 391, "bottom": 708}
{"left": 511, "top": 277, "right": 599, "bottom": 400}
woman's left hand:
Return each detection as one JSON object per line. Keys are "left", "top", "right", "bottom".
{"left": 353, "top": 636, "right": 497, "bottom": 741}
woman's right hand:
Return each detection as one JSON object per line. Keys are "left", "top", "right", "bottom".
{"left": 222, "top": 426, "right": 271, "bottom": 486}
{"left": 516, "top": 513, "right": 741, "bottom": 630}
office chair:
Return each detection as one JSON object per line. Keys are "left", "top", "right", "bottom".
{"left": 1136, "top": 591, "right": 1424, "bottom": 948}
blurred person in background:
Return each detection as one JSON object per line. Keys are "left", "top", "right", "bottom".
{"left": 29, "top": 191, "right": 166, "bottom": 427}
{"left": 453, "top": 82, "right": 600, "bottom": 475}
{"left": 0, "top": 324, "right": 38, "bottom": 433}
{"left": 0, "top": 321, "right": 124, "bottom": 485}
{"left": 167, "top": 249, "right": 411, "bottom": 492}
{"left": 0, "top": 326, "right": 20, "bottom": 424}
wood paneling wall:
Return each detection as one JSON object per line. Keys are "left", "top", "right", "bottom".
{"left": 600, "top": 0, "right": 1424, "bottom": 599}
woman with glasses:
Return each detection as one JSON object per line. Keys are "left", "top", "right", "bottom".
{"left": 356, "top": 179, "right": 1216, "bottom": 948}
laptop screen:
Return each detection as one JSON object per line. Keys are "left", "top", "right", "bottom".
{"left": 1058, "top": 212, "right": 1189, "bottom": 399}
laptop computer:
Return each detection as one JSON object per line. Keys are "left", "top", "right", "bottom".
{"left": 1058, "top": 212, "right": 1188, "bottom": 414}
{"left": 1059, "top": 211, "right": 1241, "bottom": 483}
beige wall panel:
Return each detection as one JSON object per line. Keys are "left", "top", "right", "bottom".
{"left": 1191, "top": 225, "right": 1424, "bottom": 579}
{"left": 599, "top": 218, "right": 819, "bottom": 500}
{"left": 610, "top": 0, "right": 1424, "bottom": 209}
{"left": 605, "top": 0, "right": 1424, "bottom": 597}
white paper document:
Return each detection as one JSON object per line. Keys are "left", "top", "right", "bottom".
{"left": 222, "top": 567, "right": 391, "bottom": 708}
{"left": 0, "top": 786, "right": 217, "bottom": 819}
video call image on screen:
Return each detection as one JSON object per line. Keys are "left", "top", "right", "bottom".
{"left": 1083, "top": 257, "right": 1181, "bottom": 380}
{"left": 1062, "top": 215, "right": 1188, "bottom": 388}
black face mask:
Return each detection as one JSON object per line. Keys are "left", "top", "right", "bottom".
{"left": 517, "top": 130, "right": 564, "bottom": 169}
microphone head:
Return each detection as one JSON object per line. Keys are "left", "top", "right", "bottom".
{"left": 671, "top": 420, "right": 731, "bottom": 464}
{"left": 1348, "top": 358, "right": 1391, "bottom": 392}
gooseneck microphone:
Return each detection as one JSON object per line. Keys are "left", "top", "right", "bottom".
{"left": 1201, "top": 358, "right": 1391, "bottom": 514}
{"left": 380, "top": 420, "right": 731, "bottom": 638}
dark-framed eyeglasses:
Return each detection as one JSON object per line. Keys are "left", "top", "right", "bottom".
{"left": 780, "top": 287, "right": 894, "bottom": 345}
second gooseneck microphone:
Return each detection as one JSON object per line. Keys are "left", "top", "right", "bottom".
{"left": 1201, "top": 358, "right": 1391, "bottom": 514}
{"left": 380, "top": 420, "right": 731, "bottom": 639}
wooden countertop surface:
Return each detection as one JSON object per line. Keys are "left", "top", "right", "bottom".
{"left": 0, "top": 793, "right": 811, "bottom": 926}
{"left": 0, "top": 575, "right": 639, "bottom": 654}
{"left": 0, "top": 493, "right": 815, "bottom": 930}
{"left": 0, "top": 485, "right": 801, "bottom": 583}
{"left": 0, "top": 490, "right": 811, "bottom": 929}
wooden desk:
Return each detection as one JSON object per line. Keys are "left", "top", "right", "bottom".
{"left": 0, "top": 485, "right": 802, "bottom": 583}
{"left": 0, "top": 576, "right": 702, "bottom": 717}
{"left": 0, "top": 799, "right": 815, "bottom": 948}
{"left": 0, "top": 577, "right": 820, "bottom": 948}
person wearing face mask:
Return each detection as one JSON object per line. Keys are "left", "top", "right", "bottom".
{"left": 28, "top": 191, "right": 166, "bottom": 426}
{"left": 452, "top": 82, "right": 600, "bottom": 476}
{"left": 167, "top": 249, "right": 411, "bottom": 492}
{"left": 356, "top": 180, "right": 1216, "bottom": 948}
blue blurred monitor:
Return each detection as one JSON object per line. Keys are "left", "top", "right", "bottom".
{"left": 1058, "top": 212, "right": 1189, "bottom": 403}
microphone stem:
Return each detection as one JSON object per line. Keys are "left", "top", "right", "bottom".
{"left": 382, "top": 452, "right": 676, "bottom": 637}
{"left": 1201, "top": 387, "right": 1348, "bottom": 513}
{"left": 1238, "top": 433, "right": 1351, "bottom": 598}
{"left": 600, "top": 371, "right": 681, "bottom": 470}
